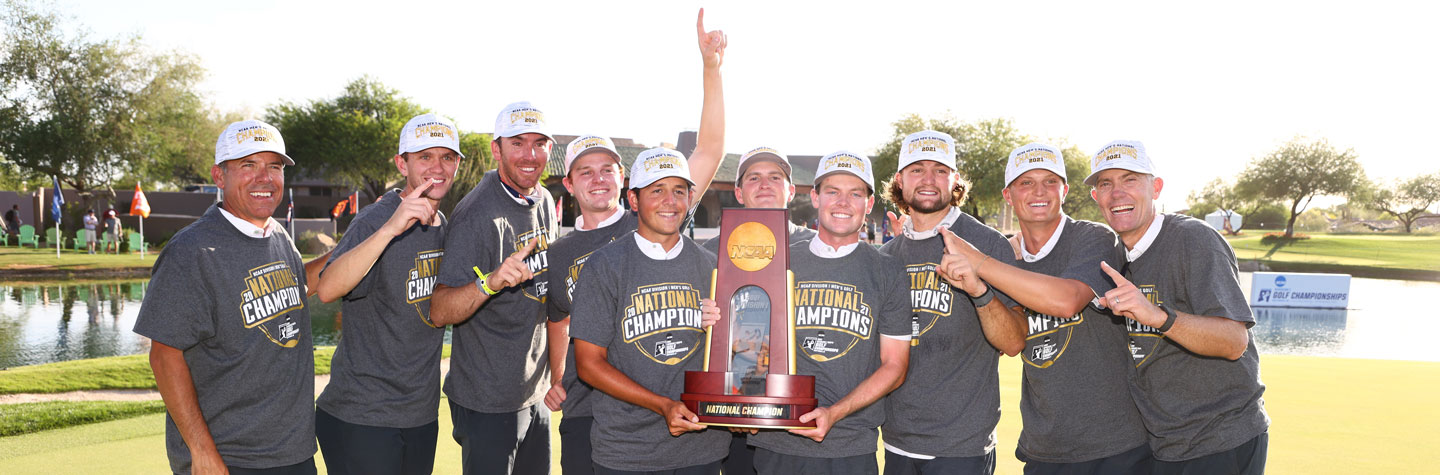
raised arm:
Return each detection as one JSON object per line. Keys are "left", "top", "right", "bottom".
{"left": 687, "top": 7, "right": 727, "bottom": 195}
{"left": 316, "top": 182, "right": 437, "bottom": 303}
{"left": 430, "top": 239, "right": 538, "bottom": 326}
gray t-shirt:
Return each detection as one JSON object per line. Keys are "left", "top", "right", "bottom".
{"left": 1012, "top": 218, "right": 1148, "bottom": 463}
{"left": 546, "top": 210, "right": 640, "bottom": 418}
{"left": 569, "top": 236, "right": 729, "bottom": 471}
{"left": 133, "top": 204, "right": 315, "bottom": 472}
{"left": 316, "top": 190, "right": 447, "bottom": 428}
{"left": 702, "top": 221, "right": 816, "bottom": 255}
{"left": 1124, "top": 214, "right": 1269, "bottom": 461}
{"left": 879, "top": 210, "right": 1018, "bottom": 457}
{"left": 749, "top": 241, "right": 910, "bottom": 458}
{"left": 436, "top": 170, "right": 557, "bottom": 412}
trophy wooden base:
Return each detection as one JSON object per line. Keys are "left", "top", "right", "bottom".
{"left": 682, "top": 372, "right": 818, "bottom": 429}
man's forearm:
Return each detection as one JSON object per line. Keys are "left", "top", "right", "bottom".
{"left": 976, "top": 260, "right": 1093, "bottom": 318}
{"left": 975, "top": 295, "right": 1026, "bottom": 356}
{"left": 688, "top": 65, "right": 725, "bottom": 194}
{"left": 575, "top": 342, "right": 671, "bottom": 416}
{"left": 546, "top": 318, "right": 570, "bottom": 385}
{"left": 1163, "top": 311, "right": 1250, "bottom": 360}
{"left": 429, "top": 283, "right": 488, "bottom": 326}
{"left": 315, "top": 233, "right": 393, "bottom": 303}
{"left": 827, "top": 338, "right": 908, "bottom": 421}
{"left": 302, "top": 250, "right": 331, "bottom": 298}
{"left": 150, "top": 342, "right": 221, "bottom": 462}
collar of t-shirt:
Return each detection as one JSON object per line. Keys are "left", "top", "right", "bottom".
{"left": 575, "top": 207, "right": 624, "bottom": 231}
{"left": 499, "top": 179, "right": 542, "bottom": 206}
{"left": 902, "top": 206, "right": 962, "bottom": 240}
{"left": 633, "top": 231, "right": 684, "bottom": 260}
{"left": 809, "top": 236, "right": 859, "bottom": 258}
{"left": 217, "top": 205, "right": 278, "bottom": 239}
{"left": 1125, "top": 212, "right": 1166, "bottom": 262}
{"left": 1020, "top": 215, "right": 1069, "bottom": 262}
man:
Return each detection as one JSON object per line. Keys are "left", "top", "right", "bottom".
{"left": 702, "top": 145, "right": 817, "bottom": 255}
{"left": 83, "top": 209, "right": 98, "bottom": 254}
{"left": 1087, "top": 140, "right": 1269, "bottom": 474}
{"left": 103, "top": 208, "right": 121, "bottom": 254}
{"left": 571, "top": 148, "right": 728, "bottom": 474}
{"left": 748, "top": 151, "right": 911, "bottom": 475}
{"left": 311, "top": 113, "right": 463, "bottom": 474}
{"left": 948, "top": 143, "right": 1150, "bottom": 473}
{"left": 544, "top": 11, "right": 727, "bottom": 475}
{"left": 426, "top": 100, "right": 558, "bottom": 474}
{"left": 135, "top": 119, "right": 318, "bottom": 474}
{"left": 878, "top": 130, "right": 1026, "bottom": 474}
{"left": 5, "top": 204, "right": 20, "bottom": 236}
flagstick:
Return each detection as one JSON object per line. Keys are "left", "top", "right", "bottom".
{"left": 139, "top": 216, "right": 145, "bottom": 259}
{"left": 55, "top": 222, "right": 61, "bottom": 258}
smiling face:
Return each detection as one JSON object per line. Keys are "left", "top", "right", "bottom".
{"left": 562, "top": 151, "right": 624, "bottom": 215}
{"left": 734, "top": 160, "right": 795, "bottom": 209}
{"left": 1003, "top": 169, "right": 1068, "bottom": 225}
{"left": 629, "top": 177, "right": 694, "bottom": 245}
{"left": 811, "top": 174, "right": 874, "bottom": 242}
{"left": 1090, "top": 169, "right": 1163, "bottom": 242}
{"left": 490, "top": 133, "right": 552, "bottom": 192}
{"left": 896, "top": 160, "right": 958, "bottom": 215}
{"left": 212, "top": 152, "right": 287, "bottom": 227}
{"left": 398, "top": 146, "right": 461, "bottom": 201}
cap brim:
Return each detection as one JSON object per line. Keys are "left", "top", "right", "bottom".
{"left": 401, "top": 144, "right": 466, "bottom": 159}
{"left": 1084, "top": 164, "right": 1152, "bottom": 186}
{"left": 217, "top": 151, "right": 295, "bottom": 166}
{"left": 815, "top": 170, "right": 874, "bottom": 193}
{"left": 736, "top": 154, "right": 793, "bottom": 180}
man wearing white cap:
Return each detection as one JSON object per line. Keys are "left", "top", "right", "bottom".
{"left": 947, "top": 143, "right": 1150, "bottom": 473}
{"left": 425, "top": 99, "right": 558, "bottom": 474}
{"left": 544, "top": 11, "right": 729, "bottom": 474}
{"left": 702, "top": 146, "right": 817, "bottom": 254}
{"left": 571, "top": 147, "right": 727, "bottom": 474}
{"left": 136, "top": 119, "right": 318, "bottom": 474}
{"left": 310, "top": 113, "right": 463, "bottom": 474}
{"left": 1087, "top": 140, "right": 1269, "bottom": 474}
{"left": 878, "top": 130, "right": 1026, "bottom": 474}
{"left": 748, "top": 151, "right": 911, "bottom": 475}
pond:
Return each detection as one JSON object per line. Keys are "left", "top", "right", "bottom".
{"left": 0, "top": 274, "right": 1435, "bottom": 368}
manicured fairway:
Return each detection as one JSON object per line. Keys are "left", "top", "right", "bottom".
{"left": 3, "top": 354, "right": 1435, "bottom": 473}
{"left": 1226, "top": 233, "right": 1440, "bottom": 271}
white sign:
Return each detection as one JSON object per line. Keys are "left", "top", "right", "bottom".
{"left": 1250, "top": 272, "right": 1350, "bottom": 309}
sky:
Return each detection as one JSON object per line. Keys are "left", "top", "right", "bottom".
{"left": 47, "top": 0, "right": 1440, "bottom": 211}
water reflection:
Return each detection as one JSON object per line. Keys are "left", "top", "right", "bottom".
{"left": 1250, "top": 307, "right": 1347, "bottom": 356}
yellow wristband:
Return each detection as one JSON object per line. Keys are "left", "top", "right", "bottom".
{"left": 473, "top": 266, "right": 499, "bottom": 296}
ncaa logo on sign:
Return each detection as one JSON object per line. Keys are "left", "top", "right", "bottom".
{"left": 1275, "top": 275, "right": 1287, "bottom": 288}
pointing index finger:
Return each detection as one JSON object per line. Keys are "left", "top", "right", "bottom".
{"left": 406, "top": 179, "right": 433, "bottom": 200}
{"left": 510, "top": 238, "right": 539, "bottom": 260}
{"left": 1101, "top": 261, "right": 1131, "bottom": 286}
{"left": 696, "top": 8, "right": 705, "bottom": 37}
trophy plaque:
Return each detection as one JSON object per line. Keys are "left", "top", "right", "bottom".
{"left": 682, "top": 208, "right": 816, "bottom": 429}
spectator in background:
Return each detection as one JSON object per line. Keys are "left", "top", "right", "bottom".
{"left": 104, "top": 208, "right": 121, "bottom": 253}
{"left": 84, "top": 210, "right": 99, "bottom": 254}
{"left": 4, "top": 204, "right": 20, "bottom": 236}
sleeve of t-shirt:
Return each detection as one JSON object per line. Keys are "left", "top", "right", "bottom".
{"left": 546, "top": 247, "right": 571, "bottom": 323}
{"left": 878, "top": 254, "right": 912, "bottom": 338}
{"left": 569, "top": 250, "right": 618, "bottom": 348}
{"left": 1063, "top": 225, "right": 1121, "bottom": 298}
{"left": 435, "top": 204, "right": 498, "bottom": 290}
{"left": 323, "top": 209, "right": 384, "bottom": 300}
{"left": 132, "top": 243, "right": 216, "bottom": 350}
{"left": 1184, "top": 228, "right": 1255, "bottom": 326}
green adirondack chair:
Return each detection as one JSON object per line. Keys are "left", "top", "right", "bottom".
{"left": 127, "top": 232, "right": 148, "bottom": 254}
{"left": 73, "top": 229, "right": 88, "bottom": 250}
{"left": 18, "top": 224, "right": 39, "bottom": 248}
{"left": 45, "top": 227, "right": 66, "bottom": 249}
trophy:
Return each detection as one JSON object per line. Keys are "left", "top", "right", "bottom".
{"left": 682, "top": 208, "right": 817, "bottom": 428}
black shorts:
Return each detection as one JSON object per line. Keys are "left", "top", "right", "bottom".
{"left": 315, "top": 407, "right": 438, "bottom": 475}
{"left": 1020, "top": 444, "right": 1152, "bottom": 475}
{"left": 449, "top": 401, "right": 550, "bottom": 475}
{"left": 594, "top": 460, "right": 721, "bottom": 475}
{"left": 883, "top": 448, "right": 994, "bottom": 475}
{"left": 755, "top": 447, "right": 876, "bottom": 475}
{"left": 560, "top": 415, "right": 595, "bottom": 475}
{"left": 1152, "top": 432, "right": 1268, "bottom": 475}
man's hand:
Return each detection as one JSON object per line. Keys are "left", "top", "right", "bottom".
{"left": 886, "top": 210, "right": 908, "bottom": 238}
{"left": 1097, "top": 261, "right": 1165, "bottom": 328}
{"left": 937, "top": 229, "right": 988, "bottom": 297}
{"left": 378, "top": 180, "right": 436, "bottom": 238}
{"left": 788, "top": 406, "right": 837, "bottom": 442}
{"left": 544, "top": 382, "right": 566, "bottom": 411}
{"left": 697, "top": 8, "right": 727, "bottom": 69}
{"left": 487, "top": 239, "right": 538, "bottom": 291}
{"left": 700, "top": 298, "right": 721, "bottom": 328}
{"left": 1007, "top": 229, "right": 1024, "bottom": 260}
{"left": 190, "top": 450, "right": 229, "bottom": 475}
{"left": 661, "top": 399, "right": 706, "bottom": 436}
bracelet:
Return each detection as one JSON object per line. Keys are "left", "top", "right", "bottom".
{"left": 1157, "top": 304, "right": 1178, "bottom": 333}
{"left": 473, "top": 266, "right": 499, "bottom": 296}
{"left": 970, "top": 285, "right": 995, "bottom": 308}
{"left": 975, "top": 254, "right": 993, "bottom": 275}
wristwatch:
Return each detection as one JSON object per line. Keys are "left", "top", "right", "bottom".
{"left": 1156, "top": 304, "right": 1178, "bottom": 333}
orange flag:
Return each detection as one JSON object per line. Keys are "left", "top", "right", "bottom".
{"left": 331, "top": 199, "right": 349, "bottom": 219}
{"left": 130, "top": 184, "right": 151, "bottom": 218}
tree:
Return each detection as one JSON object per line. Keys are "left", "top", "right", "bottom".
{"left": 1368, "top": 173, "right": 1440, "bottom": 233}
{"left": 438, "top": 131, "right": 497, "bottom": 214}
{"left": 1187, "top": 178, "right": 1266, "bottom": 234}
{"left": 873, "top": 114, "right": 1030, "bottom": 223}
{"left": 266, "top": 77, "right": 427, "bottom": 201}
{"left": 1059, "top": 144, "right": 1102, "bottom": 222}
{"left": 0, "top": 1, "right": 211, "bottom": 206}
{"left": 1236, "top": 137, "right": 1364, "bottom": 237}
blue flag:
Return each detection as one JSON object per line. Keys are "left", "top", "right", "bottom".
{"left": 50, "top": 176, "right": 64, "bottom": 223}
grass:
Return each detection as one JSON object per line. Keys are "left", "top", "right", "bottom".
{"left": 2, "top": 355, "right": 1436, "bottom": 473}
{"left": 0, "top": 347, "right": 339, "bottom": 395}
{"left": 0, "top": 401, "right": 166, "bottom": 437}
{"left": 0, "top": 247, "right": 157, "bottom": 272}
{"left": 1226, "top": 232, "right": 1440, "bottom": 275}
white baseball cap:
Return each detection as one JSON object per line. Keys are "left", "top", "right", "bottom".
{"left": 215, "top": 120, "right": 294, "bottom": 166}
{"left": 493, "top": 101, "right": 554, "bottom": 141}
{"left": 399, "top": 113, "right": 464, "bottom": 158}
{"left": 629, "top": 147, "right": 694, "bottom": 189}
{"left": 898, "top": 130, "right": 957, "bottom": 171}
{"left": 1005, "top": 143, "right": 1066, "bottom": 187}
{"left": 564, "top": 135, "right": 621, "bottom": 175}
{"left": 735, "top": 146, "right": 792, "bottom": 182}
{"left": 1084, "top": 140, "right": 1156, "bottom": 186}
{"left": 815, "top": 151, "right": 875, "bottom": 192}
